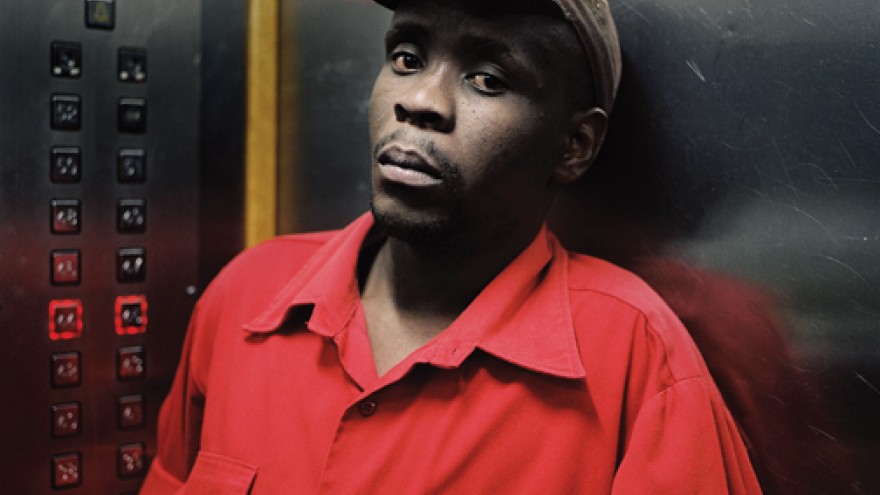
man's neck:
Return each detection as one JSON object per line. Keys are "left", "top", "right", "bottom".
{"left": 359, "top": 225, "right": 541, "bottom": 375}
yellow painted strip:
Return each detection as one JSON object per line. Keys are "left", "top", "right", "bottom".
{"left": 245, "top": 0, "right": 279, "bottom": 247}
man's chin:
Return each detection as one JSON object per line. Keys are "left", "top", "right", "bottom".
{"left": 371, "top": 202, "right": 459, "bottom": 247}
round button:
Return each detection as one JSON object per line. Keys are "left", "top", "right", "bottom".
{"left": 358, "top": 399, "right": 378, "bottom": 417}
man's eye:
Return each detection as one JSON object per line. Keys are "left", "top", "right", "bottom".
{"left": 468, "top": 73, "right": 507, "bottom": 95}
{"left": 391, "top": 52, "right": 423, "bottom": 73}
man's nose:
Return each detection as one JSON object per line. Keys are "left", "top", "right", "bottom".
{"left": 393, "top": 67, "right": 455, "bottom": 132}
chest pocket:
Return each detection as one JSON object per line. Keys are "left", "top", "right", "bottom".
{"left": 180, "top": 451, "right": 257, "bottom": 495}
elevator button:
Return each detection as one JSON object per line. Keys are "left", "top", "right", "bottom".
{"left": 117, "top": 346, "right": 145, "bottom": 380}
{"left": 51, "top": 199, "right": 81, "bottom": 234}
{"left": 115, "top": 295, "right": 147, "bottom": 335}
{"left": 118, "top": 395, "right": 145, "bottom": 429}
{"left": 85, "top": 0, "right": 115, "bottom": 29}
{"left": 118, "top": 47, "right": 147, "bottom": 83}
{"left": 51, "top": 147, "right": 82, "bottom": 183}
{"left": 51, "top": 352, "right": 81, "bottom": 388}
{"left": 117, "top": 198, "right": 146, "bottom": 234}
{"left": 118, "top": 98, "right": 146, "bottom": 133}
{"left": 52, "top": 402, "right": 81, "bottom": 438}
{"left": 117, "top": 248, "right": 146, "bottom": 283}
{"left": 51, "top": 41, "right": 82, "bottom": 78}
{"left": 51, "top": 249, "right": 81, "bottom": 285}
{"left": 48, "top": 299, "right": 83, "bottom": 340}
{"left": 117, "top": 148, "right": 146, "bottom": 183}
{"left": 118, "top": 443, "right": 146, "bottom": 478}
{"left": 51, "top": 94, "right": 81, "bottom": 131}
{"left": 52, "top": 452, "right": 82, "bottom": 488}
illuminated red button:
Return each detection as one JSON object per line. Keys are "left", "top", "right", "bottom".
{"left": 51, "top": 352, "right": 81, "bottom": 387}
{"left": 114, "top": 295, "right": 147, "bottom": 335}
{"left": 52, "top": 402, "right": 81, "bottom": 438}
{"left": 52, "top": 452, "right": 81, "bottom": 488}
{"left": 118, "top": 443, "right": 146, "bottom": 478}
{"left": 48, "top": 299, "right": 83, "bottom": 340}
{"left": 51, "top": 249, "right": 80, "bottom": 285}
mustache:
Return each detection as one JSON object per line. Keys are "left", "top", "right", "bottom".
{"left": 373, "top": 130, "right": 460, "bottom": 182}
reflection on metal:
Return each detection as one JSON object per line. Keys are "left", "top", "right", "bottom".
{"left": 277, "top": 0, "right": 389, "bottom": 234}
{"left": 246, "top": 0, "right": 279, "bottom": 247}
{"left": 551, "top": 0, "right": 880, "bottom": 492}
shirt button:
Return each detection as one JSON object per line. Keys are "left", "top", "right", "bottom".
{"left": 358, "top": 399, "right": 378, "bottom": 417}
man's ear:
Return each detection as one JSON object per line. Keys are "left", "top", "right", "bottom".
{"left": 553, "top": 107, "right": 608, "bottom": 184}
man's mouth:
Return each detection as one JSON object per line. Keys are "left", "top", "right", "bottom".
{"left": 376, "top": 146, "right": 444, "bottom": 187}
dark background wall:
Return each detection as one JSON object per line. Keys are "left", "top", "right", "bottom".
{"left": 199, "top": 0, "right": 247, "bottom": 285}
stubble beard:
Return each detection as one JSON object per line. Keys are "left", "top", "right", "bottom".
{"left": 370, "top": 197, "right": 464, "bottom": 249}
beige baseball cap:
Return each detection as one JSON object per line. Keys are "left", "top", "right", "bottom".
{"left": 371, "top": 0, "right": 622, "bottom": 112}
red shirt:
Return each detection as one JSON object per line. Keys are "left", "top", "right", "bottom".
{"left": 141, "top": 213, "right": 760, "bottom": 494}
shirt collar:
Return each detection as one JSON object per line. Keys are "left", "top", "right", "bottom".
{"left": 243, "top": 213, "right": 372, "bottom": 337}
{"left": 243, "top": 212, "right": 585, "bottom": 379}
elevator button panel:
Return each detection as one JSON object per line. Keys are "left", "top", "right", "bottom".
{"left": 2, "top": 0, "right": 203, "bottom": 492}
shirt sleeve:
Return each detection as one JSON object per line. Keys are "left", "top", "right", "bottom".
{"left": 611, "top": 377, "right": 762, "bottom": 494}
{"left": 140, "top": 302, "right": 209, "bottom": 494}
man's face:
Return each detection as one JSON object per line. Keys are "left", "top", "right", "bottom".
{"left": 369, "top": 0, "right": 577, "bottom": 247}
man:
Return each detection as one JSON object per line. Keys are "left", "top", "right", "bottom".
{"left": 142, "top": 0, "right": 761, "bottom": 493}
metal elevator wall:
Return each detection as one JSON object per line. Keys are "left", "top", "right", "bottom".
{"left": 0, "top": 0, "right": 246, "bottom": 492}
{"left": 278, "top": 0, "right": 880, "bottom": 493}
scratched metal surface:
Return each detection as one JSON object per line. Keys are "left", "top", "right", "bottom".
{"left": 559, "top": 1, "right": 880, "bottom": 492}
{"left": 560, "top": 1, "right": 880, "bottom": 362}
{"left": 278, "top": 0, "right": 880, "bottom": 492}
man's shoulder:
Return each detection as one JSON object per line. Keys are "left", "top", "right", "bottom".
{"left": 565, "top": 252, "right": 671, "bottom": 318}
{"left": 563, "top": 251, "right": 708, "bottom": 383}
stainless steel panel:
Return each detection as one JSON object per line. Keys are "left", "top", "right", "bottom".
{"left": 559, "top": 1, "right": 880, "bottom": 492}
{"left": 0, "top": 1, "right": 203, "bottom": 492}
